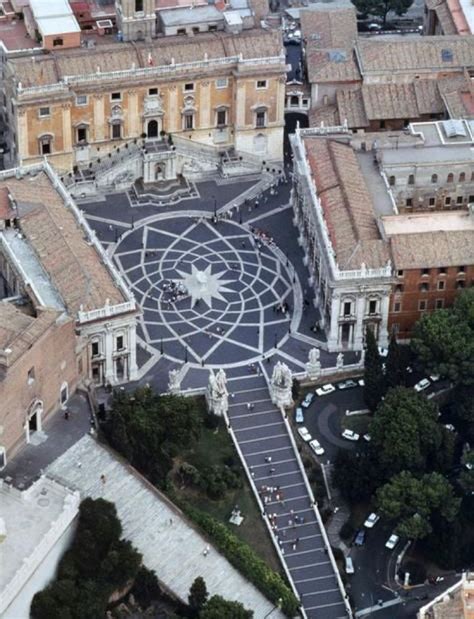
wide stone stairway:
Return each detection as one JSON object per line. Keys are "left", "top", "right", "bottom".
{"left": 227, "top": 371, "right": 350, "bottom": 619}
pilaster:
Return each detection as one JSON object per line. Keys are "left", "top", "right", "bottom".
{"left": 168, "top": 86, "right": 178, "bottom": 133}
{"left": 127, "top": 90, "right": 139, "bottom": 137}
{"left": 235, "top": 81, "right": 246, "bottom": 129}
{"left": 62, "top": 104, "right": 72, "bottom": 152}
{"left": 93, "top": 95, "right": 105, "bottom": 142}
{"left": 199, "top": 81, "right": 211, "bottom": 129}
{"left": 327, "top": 292, "right": 340, "bottom": 352}
{"left": 17, "top": 110, "right": 29, "bottom": 161}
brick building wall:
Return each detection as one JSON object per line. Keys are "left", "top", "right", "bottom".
{"left": 0, "top": 316, "right": 79, "bottom": 461}
{"left": 388, "top": 265, "right": 473, "bottom": 339}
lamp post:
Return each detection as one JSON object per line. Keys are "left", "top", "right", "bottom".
{"left": 274, "top": 331, "right": 278, "bottom": 349}
{"left": 160, "top": 338, "right": 164, "bottom": 355}
{"left": 264, "top": 598, "right": 283, "bottom": 618}
{"left": 213, "top": 195, "right": 217, "bottom": 219}
{"left": 184, "top": 346, "right": 188, "bottom": 363}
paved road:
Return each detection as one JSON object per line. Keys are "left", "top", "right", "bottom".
{"left": 227, "top": 372, "right": 351, "bottom": 619}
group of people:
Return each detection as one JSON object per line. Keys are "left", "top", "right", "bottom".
{"left": 250, "top": 226, "right": 276, "bottom": 249}
{"left": 161, "top": 279, "right": 187, "bottom": 305}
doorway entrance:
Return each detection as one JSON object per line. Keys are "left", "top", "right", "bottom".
{"left": 25, "top": 400, "right": 43, "bottom": 443}
{"left": 147, "top": 119, "right": 159, "bottom": 139}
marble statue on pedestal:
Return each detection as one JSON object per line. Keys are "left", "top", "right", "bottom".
{"left": 270, "top": 361, "right": 293, "bottom": 408}
{"left": 168, "top": 369, "right": 181, "bottom": 394}
{"left": 306, "top": 347, "right": 322, "bottom": 381}
{"left": 207, "top": 369, "right": 229, "bottom": 417}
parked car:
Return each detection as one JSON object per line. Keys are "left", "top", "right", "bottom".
{"left": 297, "top": 426, "right": 312, "bottom": 442}
{"left": 316, "top": 384, "right": 336, "bottom": 396}
{"left": 378, "top": 346, "right": 389, "bottom": 357}
{"left": 309, "top": 439, "right": 325, "bottom": 456}
{"left": 338, "top": 379, "right": 358, "bottom": 390}
{"left": 429, "top": 374, "right": 440, "bottom": 382}
{"left": 444, "top": 423, "right": 456, "bottom": 432}
{"left": 345, "top": 556, "right": 355, "bottom": 574}
{"left": 358, "top": 378, "right": 365, "bottom": 387}
{"left": 354, "top": 529, "right": 365, "bottom": 546}
{"left": 364, "top": 512, "right": 380, "bottom": 528}
{"left": 295, "top": 407, "right": 304, "bottom": 423}
{"left": 414, "top": 378, "right": 431, "bottom": 392}
{"left": 301, "top": 392, "right": 315, "bottom": 408}
{"left": 363, "top": 433, "right": 371, "bottom": 442}
{"left": 385, "top": 533, "right": 399, "bottom": 550}
{"left": 342, "top": 429, "right": 359, "bottom": 441}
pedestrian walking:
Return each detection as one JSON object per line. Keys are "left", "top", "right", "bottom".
{"left": 265, "top": 456, "right": 272, "bottom": 463}
{"left": 64, "top": 410, "right": 69, "bottom": 420}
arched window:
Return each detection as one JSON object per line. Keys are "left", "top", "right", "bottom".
{"left": 111, "top": 121, "right": 122, "bottom": 139}
{"left": 389, "top": 175, "right": 396, "bottom": 186}
{"left": 38, "top": 134, "right": 53, "bottom": 155}
{"left": 183, "top": 111, "right": 194, "bottom": 130}
{"left": 459, "top": 172, "right": 466, "bottom": 182}
{"left": 408, "top": 174, "right": 414, "bottom": 185}
{"left": 216, "top": 107, "right": 227, "bottom": 127}
{"left": 135, "top": 0, "right": 144, "bottom": 11}
{"left": 255, "top": 108, "right": 267, "bottom": 128}
{"left": 147, "top": 119, "right": 158, "bottom": 138}
{"left": 447, "top": 172, "right": 454, "bottom": 183}
{"left": 431, "top": 174, "right": 438, "bottom": 183}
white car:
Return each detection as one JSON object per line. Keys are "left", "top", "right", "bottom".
{"left": 414, "top": 378, "right": 431, "bottom": 392}
{"left": 378, "top": 347, "right": 389, "bottom": 357}
{"left": 444, "top": 423, "right": 456, "bottom": 432}
{"left": 338, "top": 379, "right": 358, "bottom": 390}
{"left": 342, "top": 429, "right": 359, "bottom": 441}
{"left": 301, "top": 392, "right": 315, "bottom": 409}
{"left": 309, "top": 439, "right": 325, "bottom": 456}
{"left": 297, "top": 426, "right": 312, "bottom": 442}
{"left": 429, "top": 374, "right": 440, "bottom": 382}
{"left": 295, "top": 407, "right": 304, "bottom": 423}
{"left": 345, "top": 556, "right": 355, "bottom": 574}
{"left": 358, "top": 378, "right": 365, "bottom": 387}
{"left": 385, "top": 533, "right": 399, "bottom": 550}
{"left": 364, "top": 513, "right": 380, "bottom": 528}
{"left": 363, "top": 433, "right": 371, "bottom": 442}
{"left": 316, "top": 384, "right": 336, "bottom": 396}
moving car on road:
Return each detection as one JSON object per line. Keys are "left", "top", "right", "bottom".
{"left": 301, "top": 392, "right": 315, "bottom": 408}
{"left": 414, "top": 378, "right": 431, "bottom": 392}
{"left": 385, "top": 533, "right": 400, "bottom": 550}
{"left": 297, "top": 426, "right": 312, "bottom": 442}
{"left": 316, "top": 384, "right": 336, "bottom": 396}
{"left": 342, "top": 429, "right": 359, "bottom": 441}
{"left": 354, "top": 529, "right": 365, "bottom": 546}
{"left": 364, "top": 513, "right": 380, "bottom": 528}
{"left": 309, "top": 439, "right": 325, "bottom": 456}
{"left": 338, "top": 379, "right": 358, "bottom": 390}
{"left": 295, "top": 407, "right": 304, "bottom": 423}
{"left": 345, "top": 557, "right": 355, "bottom": 574}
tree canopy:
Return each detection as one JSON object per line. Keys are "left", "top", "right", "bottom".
{"left": 352, "top": 0, "right": 414, "bottom": 25}
{"left": 412, "top": 289, "right": 474, "bottom": 386}
{"left": 369, "top": 387, "right": 442, "bottom": 478}
{"left": 363, "top": 327, "right": 386, "bottom": 411}
{"left": 376, "top": 471, "right": 461, "bottom": 539}
{"left": 189, "top": 577, "right": 208, "bottom": 616}
{"left": 199, "top": 595, "right": 253, "bottom": 619}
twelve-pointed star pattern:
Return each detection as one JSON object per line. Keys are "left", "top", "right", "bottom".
{"left": 175, "top": 264, "right": 234, "bottom": 308}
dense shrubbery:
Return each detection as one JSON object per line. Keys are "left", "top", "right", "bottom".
{"left": 177, "top": 461, "right": 243, "bottom": 499}
{"left": 31, "top": 499, "right": 145, "bottom": 619}
{"left": 173, "top": 498, "right": 299, "bottom": 617}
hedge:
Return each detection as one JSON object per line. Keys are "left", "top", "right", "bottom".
{"left": 170, "top": 496, "right": 300, "bottom": 617}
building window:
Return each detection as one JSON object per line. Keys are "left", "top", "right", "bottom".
{"left": 458, "top": 265, "right": 466, "bottom": 273}
{"left": 91, "top": 341, "right": 100, "bottom": 357}
{"left": 290, "top": 95, "right": 299, "bottom": 106}
{"left": 0, "top": 447, "right": 6, "bottom": 470}
{"left": 111, "top": 122, "right": 122, "bottom": 139}
{"left": 393, "top": 301, "right": 401, "bottom": 313}
{"left": 38, "top": 106, "right": 50, "bottom": 117}
{"left": 445, "top": 196, "right": 451, "bottom": 206}
{"left": 208, "top": 24, "right": 218, "bottom": 32}
{"left": 397, "top": 269, "right": 404, "bottom": 277}
{"left": 406, "top": 198, "right": 413, "bottom": 207}
{"left": 60, "top": 382, "right": 69, "bottom": 405}
{"left": 419, "top": 300, "right": 427, "bottom": 311}
{"left": 420, "top": 283, "right": 429, "bottom": 292}
{"left": 53, "top": 37, "right": 63, "bottom": 47}
{"left": 111, "top": 92, "right": 121, "bottom": 101}
{"left": 408, "top": 174, "right": 415, "bottom": 185}
{"left": 184, "top": 83, "right": 194, "bottom": 92}
{"left": 439, "top": 267, "right": 446, "bottom": 275}
{"left": 255, "top": 109, "right": 266, "bottom": 128}
{"left": 343, "top": 301, "right": 352, "bottom": 316}
{"left": 456, "top": 196, "right": 463, "bottom": 205}
{"left": 395, "top": 284, "right": 403, "bottom": 292}
{"left": 437, "top": 280, "right": 445, "bottom": 290}
{"left": 39, "top": 135, "right": 52, "bottom": 155}
{"left": 447, "top": 172, "right": 454, "bottom": 183}
{"left": 27, "top": 367, "right": 35, "bottom": 384}
{"left": 459, "top": 172, "right": 465, "bottom": 182}
{"left": 422, "top": 268, "right": 429, "bottom": 276}
{"left": 470, "top": 195, "right": 474, "bottom": 203}
{"left": 429, "top": 197, "right": 435, "bottom": 206}
{"left": 148, "top": 88, "right": 158, "bottom": 96}
{"left": 116, "top": 335, "right": 124, "bottom": 351}
{"left": 256, "top": 80, "right": 267, "bottom": 89}
{"left": 431, "top": 174, "right": 438, "bottom": 183}
{"left": 368, "top": 300, "right": 377, "bottom": 315}
{"left": 216, "top": 78, "right": 228, "bottom": 89}
{"left": 216, "top": 108, "right": 227, "bottom": 127}
{"left": 435, "top": 299, "right": 444, "bottom": 309}
{"left": 177, "top": 28, "right": 186, "bottom": 35}
{"left": 77, "top": 126, "right": 87, "bottom": 143}
{"left": 76, "top": 95, "right": 87, "bottom": 106}
{"left": 389, "top": 175, "right": 396, "bottom": 186}
{"left": 457, "top": 280, "right": 465, "bottom": 289}
{"left": 135, "top": 0, "right": 143, "bottom": 11}
{"left": 192, "top": 26, "right": 200, "bottom": 34}
{"left": 184, "top": 113, "right": 194, "bottom": 130}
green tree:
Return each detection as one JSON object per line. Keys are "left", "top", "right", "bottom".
{"left": 363, "top": 327, "right": 386, "bottom": 411}
{"left": 199, "top": 595, "right": 253, "bottom": 619}
{"left": 332, "top": 449, "right": 381, "bottom": 502}
{"left": 352, "top": 0, "right": 414, "bottom": 25}
{"left": 376, "top": 471, "right": 460, "bottom": 539}
{"left": 411, "top": 289, "right": 474, "bottom": 386}
{"left": 369, "top": 387, "right": 442, "bottom": 478}
{"left": 189, "top": 576, "right": 208, "bottom": 615}
{"left": 385, "top": 332, "right": 405, "bottom": 389}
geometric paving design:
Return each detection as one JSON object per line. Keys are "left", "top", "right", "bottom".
{"left": 114, "top": 215, "right": 298, "bottom": 368}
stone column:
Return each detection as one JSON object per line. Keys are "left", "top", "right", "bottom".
{"left": 378, "top": 293, "right": 390, "bottom": 348}
{"left": 327, "top": 292, "right": 340, "bottom": 352}
{"left": 127, "top": 90, "right": 139, "bottom": 138}
{"left": 61, "top": 103, "right": 72, "bottom": 153}
{"left": 199, "top": 81, "right": 211, "bottom": 129}
{"left": 276, "top": 76, "right": 285, "bottom": 125}
{"left": 17, "top": 110, "right": 29, "bottom": 162}
{"left": 104, "top": 326, "right": 115, "bottom": 384}
{"left": 167, "top": 86, "right": 179, "bottom": 133}
{"left": 128, "top": 322, "right": 138, "bottom": 380}
{"left": 93, "top": 95, "right": 105, "bottom": 142}
{"left": 353, "top": 294, "right": 366, "bottom": 350}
